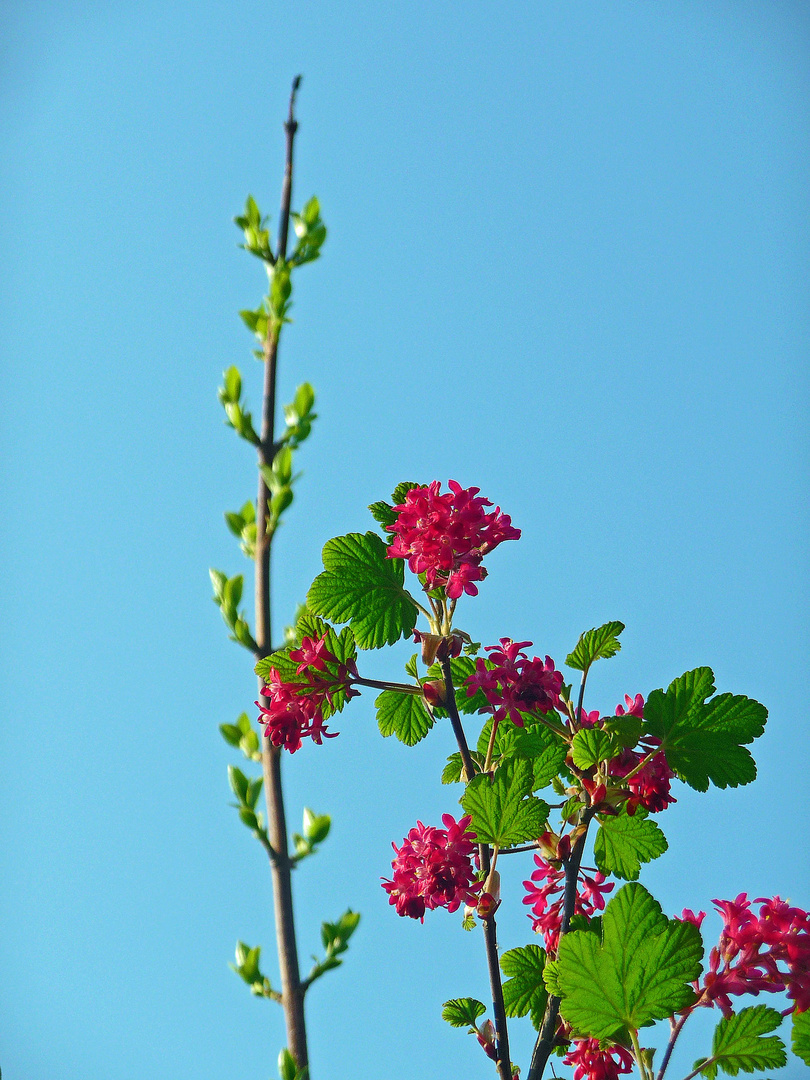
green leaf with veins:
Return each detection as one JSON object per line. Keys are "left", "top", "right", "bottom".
{"left": 643, "top": 668, "right": 767, "bottom": 791}
{"left": 501, "top": 944, "right": 548, "bottom": 1030}
{"left": 461, "top": 759, "right": 549, "bottom": 846}
{"left": 566, "top": 621, "right": 625, "bottom": 674}
{"left": 512, "top": 724, "right": 568, "bottom": 790}
{"left": 441, "top": 998, "right": 486, "bottom": 1028}
{"left": 442, "top": 751, "right": 485, "bottom": 784}
{"left": 694, "top": 1005, "right": 786, "bottom": 1078}
{"left": 593, "top": 809, "right": 668, "bottom": 881}
{"left": 546, "top": 882, "right": 703, "bottom": 1038}
{"left": 792, "top": 1008, "right": 810, "bottom": 1066}
{"left": 572, "top": 727, "right": 614, "bottom": 768}
{"left": 307, "top": 531, "right": 418, "bottom": 649}
{"left": 376, "top": 689, "right": 433, "bottom": 746}
{"left": 390, "top": 481, "right": 424, "bottom": 505}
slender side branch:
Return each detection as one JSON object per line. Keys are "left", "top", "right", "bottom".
{"left": 655, "top": 1013, "right": 690, "bottom": 1080}
{"left": 527, "top": 807, "right": 597, "bottom": 1080}
{"left": 442, "top": 662, "right": 512, "bottom": 1080}
{"left": 255, "top": 75, "right": 308, "bottom": 1074}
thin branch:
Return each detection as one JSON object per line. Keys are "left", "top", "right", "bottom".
{"left": 655, "top": 1013, "right": 691, "bottom": 1080}
{"left": 255, "top": 74, "right": 308, "bottom": 1075}
{"left": 441, "top": 662, "right": 512, "bottom": 1080}
{"left": 527, "top": 808, "right": 596, "bottom": 1080}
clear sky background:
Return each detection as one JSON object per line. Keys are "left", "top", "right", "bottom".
{"left": 1, "top": 3, "right": 808, "bottom": 1079}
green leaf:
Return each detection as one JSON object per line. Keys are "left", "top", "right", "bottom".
{"left": 219, "top": 723, "right": 242, "bottom": 747}
{"left": 404, "top": 653, "right": 419, "bottom": 679}
{"left": 501, "top": 944, "right": 548, "bottom": 1030}
{"left": 307, "top": 531, "right": 418, "bottom": 649}
{"left": 368, "top": 500, "right": 398, "bottom": 531}
{"left": 228, "top": 764, "right": 249, "bottom": 803}
{"left": 376, "top": 689, "right": 433, "bottom": 746}
{"left": 441, "top": 751, "right": 485, "bottom": 784}
{"left": 441, "top": 998, "right": 486, "bottom": 1028}
{"left": 548, "top": 882, "right": 703, "bottom": 1039}
{"left": 294, "top": 382, "right": 315, "bottom": 416}
{"left": 512, "top": 727, "right": 568, "bottom": 791}
{"left": 571, "top": 727, "right": 614, "bottom": 769}
{"left": 461, "top": 759, "right": 549, "bottom": 846}
{"left": 303, "top": 807, "right": 331, "bottom": 844}
{"left": 792, "top": 1008, "right": 810, "bottom": 1066}
{"left": 603, "top": 712, "right": 643, "bottom": 749}
{"left": 222, "top": 365, "right": 241, "bottom": 402}
{"left": 695, "top": 1005, "right": 786, "bottom": 1078}
{"left": 566, "top": 621, "right": 625, "bottom": 674}
{"left": 390, "top": 481, "right": 424, "bottom": 505}
{"left": 644, "top": 669, "right": 767, "bottom": 791}
{"left": 593, "top": 810, "right": 668, "bottom": 881}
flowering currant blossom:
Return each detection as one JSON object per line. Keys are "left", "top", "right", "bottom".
{"left": 467, "top": 639, "right": 563, "bottom": 726}
{"left": 698, "top": 894, "right": 810, "bottom": 1015}
{"left": 522, "top": 854, "right": 614, "bottom": 952}
{"left": 599, "top": 694, "right": 677, "bottom": 815}
{"left": 563, "top": 1039, "right": 634, "bottom": 1080}
{"left": 381, "top": 814, "right": 480, "bottom": 921}
{"left": 255, "top": 634, "right": 358, "bottom": 753}
{"left": 385, "top": 480, "right": 520, "bottom": 599}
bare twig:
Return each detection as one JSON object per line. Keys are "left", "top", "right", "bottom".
{"left": 255, "top": 74, "right": 308, "bottom": 1074}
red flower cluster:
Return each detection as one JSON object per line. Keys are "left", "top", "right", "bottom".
{"left": 255, "top": 634, "right": 357, "bottom": 753}
{"left": 381, "top": 814, "right": 480, "bottom": 921}
{"left": 604, "top": 695, "right": 677, "bottom": 815}
{"left": 699, "top": 893, "right": 810, "bottom": 1015}
{"left": 522, "top": 854, "right": 614, "bottom": 952}
{"left": 563, "top": 1039, "right": 634, "bottom": 1080}
{"left": 467, "top": 639, "right": 563, "bottom": 726}
{"left": 386, "top": 480, "right": 520, "bottom": 599}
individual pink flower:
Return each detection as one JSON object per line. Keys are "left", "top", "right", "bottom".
{"left": 679, "top": 909, "right": 707, "bottom": 929}
{"left": 256, "top": 634, "right": 357, "bottom": 753}
{"left": 615, "top": 693, "right": 645, "bottom": 718}
{"left": 700, "top": 894, "right": 810, "bottom": 1015}
{"left": 563, "top": 1039, "right": 634, "bottom": 1080}
{"left": 607, "top": 738, "right": 676, "bottom": 816}
{"left": 381, "top": 814, "right": 480, "bottom": 920}
{"left": 522, "top": 854, "right": 614, "bottom": 952}
{"left": 386, "top": 480, "right": 520, "bottom": 599}
{"left": 467, "top": 639, "right": 563, "bottom": 726}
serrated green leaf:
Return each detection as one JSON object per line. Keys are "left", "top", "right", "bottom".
{"left": 572, "top": 727, "right": 613, "bottom": 769}
{"left": 307, "top": 531, "right": 418, "bottom": 649}
{"left": 552, "top": 882, "right": 703, "bottom": 1039}
{"left": 603, "top": 712, "right": 643, "bottom": 749}
{"left": 697, "top": 1005, "right": 786, "bottom": 1078}
{"left": 461, "top": 759, "right": 549, "bottom": 846}
{"left": 644, "top": 669, "right": 767, "bottom": 791}
{"left": 792, "top": 1008, "right": 810, "bottom": 1066}
{"left": 404, "top": 653, "right": 419, "bottom": 679}
{"left": 501, "top": 944, "right": 548, "bottom": 1030}
{"left": 368, "top": 500, "right": 398, "bottom": 531}
{"left": 376, "top": 689, "right": 433, "bottom": 746}
{"left": 566, "top": 621, "right": 625, "bottom": 673}
{"left": 390, "top": 481, "right": 424, "bottom": 505}
{"left": 441, "top": 750, "right": 485, "bottom": 784}
{"left": 512, "top": 727, "right": 568, "bottom": 791}
{"left": 593, "top": 810, "right": 668, "bottom": 880}
{"left": 442, "top": 998, "right": 486, "bottom": 1028}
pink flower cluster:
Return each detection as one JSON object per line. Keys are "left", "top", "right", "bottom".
{"left": 467, "top": 639, "right": 564, "bottom": 726}
{"left": 698, "top": 894, "right": 810, "bottom": 1015}
{"left": 381, "top": 814, "right": 480, "bottom": 921}
{"left": 255, "top": 634, "right": 357, "bottom": 753}
{"left": 563, "top": 1039, "right": 634, "bottom": 1080}
{"left": 386, "top": 480, "right": 520, "bottom": 599}
{"left": 523, "top": 853, "right": 614, "bottom": 952}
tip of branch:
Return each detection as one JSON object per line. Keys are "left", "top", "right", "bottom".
{"left": 287, "top": 75, "right": 302, "bottom": 129}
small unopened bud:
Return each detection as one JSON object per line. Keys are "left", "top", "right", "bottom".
{"left": 537, "top": 830, "right": 560, "bottom": 860}
{"left": 476, "top": 891, "right": 501, "bottom": 920}
{"left": 476, "top": 1019, "right": 498, "bottom": 1061}
{"left": 557, "top": 833, "right": 572, "bottom": 860}
{"left": 435, "top": 633, "right": 465, "bottom": 661}
{"left": 422, "top": 679, "right": 447, "bottom": 706}
{"left": 414, "top": 631, "right": 443, "bottom": 665}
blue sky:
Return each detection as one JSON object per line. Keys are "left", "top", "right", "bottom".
{"left": 1, "top": 3, "right": 808, "bottom": 1078}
